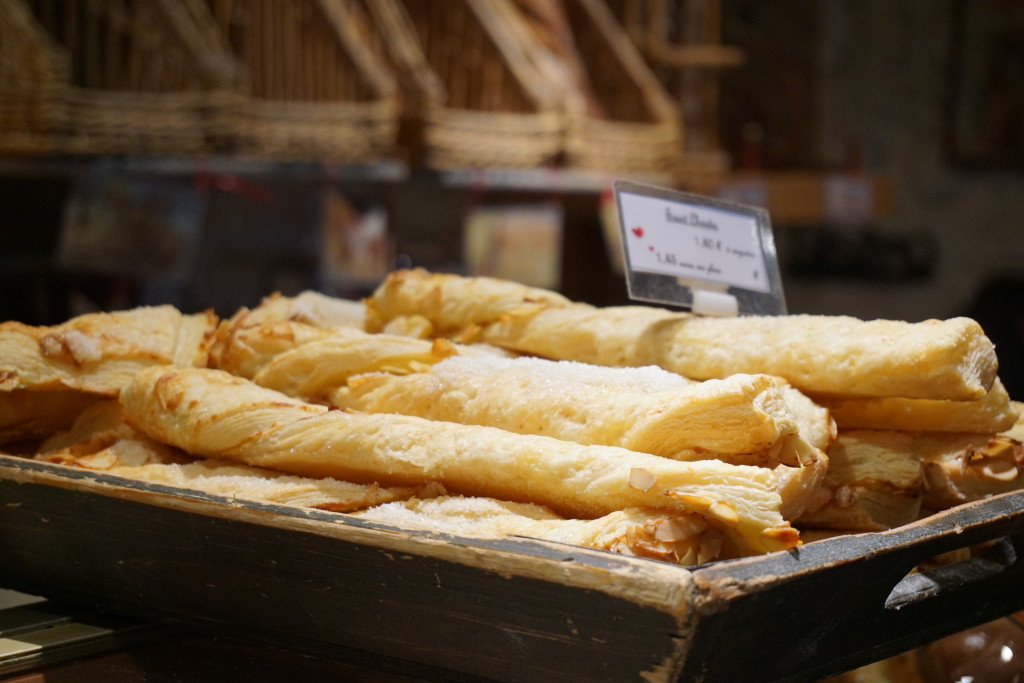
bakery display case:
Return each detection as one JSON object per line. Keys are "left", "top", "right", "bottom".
{"left": 3, "top": 1, "right": 1024, "bottom": 681}
{"left": 0, "top": 267, "right": 1023, "bottom": 681}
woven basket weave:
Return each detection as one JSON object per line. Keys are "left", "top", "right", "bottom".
{"left": 205, "top": 0, "right": 399, "bottom": 162}
{"left": 371, "top": 0, "right": 566, "bottom": 170}
{"left": 550, "top": 0, "right": 684, "bottom": 174}
{"left": 604, "top": 0, "right": 740, "bottom": 186}
{"left": 0, "top": 0, "right": 69, "bottom": 154}
{"left": 22, "top": 0, "right": 240, "bottom": 156}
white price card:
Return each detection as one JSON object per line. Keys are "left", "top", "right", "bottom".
{"left": 614, "top": 180, "right": 786, "bottom": 315}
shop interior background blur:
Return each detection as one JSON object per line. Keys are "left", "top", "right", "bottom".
{"left": 1, "top": 0, "right": 1022, "bottom": 394}
{"left": 3, "top": 2, "right": 1024, "bottom": 678}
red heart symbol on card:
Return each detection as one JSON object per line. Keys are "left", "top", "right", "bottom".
{"left": 631, "top": 226, "right": 644, "bottom": 238}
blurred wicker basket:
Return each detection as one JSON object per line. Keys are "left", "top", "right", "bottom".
{"left": 204, "top": 0, "right": 399, "bottom": 163}
{"left": 24, "top": 0, "right": 240, "bottom": 156}
{"left": 674, "top": 148, "right": 730, "bottom": 189}
{"left": 372, "top": 0, "right": 566, "bottom": 170}
{"left": 605, "top": 0, "right": 739, "bottom": 187}
{"left": 0, "top": 0, "right": 69, "bottom": 154}
{"left": 535, "top": 0, "right": 683, "bottom": 175}
{"left": 352, "top": 0, "right": 443, "bottom": 165}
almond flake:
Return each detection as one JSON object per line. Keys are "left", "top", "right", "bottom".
{"left": 978, "top": 459, "right": 1019, "bottom": 482}
{"left": 707, "top": 500, "right": 740, "bottom": 526}
{"left": 628, "top": 467, "right": 657, "bottom": 492}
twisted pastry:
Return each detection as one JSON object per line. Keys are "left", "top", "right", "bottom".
{"left": 120, "top": 366, "right": 799, "bottom": 557}
{"left": 367, "top": 269, "right": 999, "bottom": 400}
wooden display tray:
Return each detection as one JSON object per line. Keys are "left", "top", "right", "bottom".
{"left": 1, "top": 453, "right": 1023, "bottom": 682}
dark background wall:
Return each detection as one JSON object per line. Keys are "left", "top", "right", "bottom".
{"left": 780, "top": 0, "right": 1023, "bottom": 323}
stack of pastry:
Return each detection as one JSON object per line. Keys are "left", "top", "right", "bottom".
{"left": 1, "top": 269, "right": 1020, "bottom": 567}
{"left": 365, "top": 269, "right": 1023, "bottom": 536}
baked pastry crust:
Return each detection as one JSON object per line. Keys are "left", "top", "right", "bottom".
{"left": 367, "top": 269, "right": 999, "bottom": 401}
{"left": 650, "top": 314, "right": 997, "bottom": 401}
{"left": 916, "top": 432, "right": 1024, "bottom": 511}
{"left": 120, "top": 366, "right": 798, "bottom": 556}
{"left": 245, "top": 290, "right": 366, "bottom": 329}
{"left": 356, "top": 495, "right": 725, "bottom": 565}
{"left": 0, "top": 389, "right": 104, "bottom": 444}
{"left": 796, "top": 430, "right": 925, "bottom": 531}
{"left": 31, "top": 400, "right": 425, "bottom": 512}
{"left": 254, "top": 335, "right": 464, "bottom": 402}
{"left": 332, "top": 355, "right": 801, "bottom": 459}
{"left": 817, "top": 378, "right": 1019, "bottom": 433}
{"left": 797, "top": 428, "right": 1024, "bottom": 529}
{"left": 0, "top": 306, "right": 216, "bottom": 395}
{"left": 365, "top": 267, "right": 571, "bottom": 337}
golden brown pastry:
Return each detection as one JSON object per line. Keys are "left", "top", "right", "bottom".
{"left": 329, "top": 354, "right": 803, "bottom": 460}
{"left": 265, "top": 344, "right": 830, "bottom": 521}
{"left": 245, "top": 326, "right": 828, "bottom": 520}
{"left": 0, "top": 389, "right": 104, "bottom": 444}
{"left": 31, "top": 400, "right": 424, "bottom": 512}
{"left": 0, "top": 306, "right": 216, "bottom": 395}
{"left": 34, "top": 399, "right": 200, "bottom": 470}
{"left": 814, "top": 378, "right": 1019, "bottom": 433}
{"left": 207, "top": 314, "right": 343, "bottom": 380}
{"left": 773, "top": 447, "right": 831, "bottom": 521}
{"left": 245, "top": 290, "right": 366, "bottom": 329}
{"left": 774, "top": 380, "right": 837, "bottom": 452}
{"left": 235, "top": 320, "right": 829, "bottom": 465}
{"left": 366, "top": 269, "right": 999, "bottom": 401}
{"left": 478, "top": 303, "right": 679, "bottom": 367}
{"left": 356, "top": 495, "right": 725, "bottom": 565}
{"left": 218, "top": 319, "right": 511, "bottom": 397}
{"left": 254, "top": 335, "right": 464, "bottom": 402}
{"left": 109, "top": 460, "right": 429, "bottom": 511}
{"left": 480, "top": 306, "right": 998, "bottom": 401}
{"left": 797, "top": 428, "right": 1024, "bottom": 528}
{"left": 796, "top": 430, "right": 925, "bottom": 532}
{"left": 120, "top": 366, "right": 799, "bottom": 557}
{"left": 916, "top": 433, "right": 1024, "bottom": 512}
{"left": 645, "top": 313, "right": 997, "bottom": 401}
{"left": 365, "top": 267, "right": 571, "bottom": 338}
{"left": 1001, "top": 402, "right": 1024, "bottom": 441}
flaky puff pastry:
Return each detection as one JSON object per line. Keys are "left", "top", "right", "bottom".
{"left": 0, "top": 306, "right": 216, "bottom": 443}
{"left": 1004, "top": 403, "right": 1024, "bottom": 442}
{"left": 208, "top": 313, "right": 343, "bottom": 380}
{"left": 913, "top": 432, "right": 1024, "bottom": 512}
{"left": 253, "top": 335, "right": 504, "bottom": 403}
{"left": 243, "top": 290, "right": 366, "bottom": 329}
{"left": 365, "top": 267, "right": 571, "bottom": 338}
{"left": 798, "top": 428, "right": 1024, "bottom": 526}
{"left": 478, "top": 303, "right": 679, "bottom": 367}
{"left": 257, "top": 338, "right": 829, "bottom": 522}
{"left": 481, "top": 306, "right": 997, "bottom": 401}
{"left": 644, "top": 314, "right": 998, "bottom": 401}
{"left": 0, "top": 389, "right": 104, "bottom": 444}
{"left": 356, "top": 496, "right": 728, "bottom": 565}
{"left": 330, "top": 354, "right": 802, "bottom": 460}
{"left": 32, "top": 400, "right": 426, "bottom": 512}
{"left": 795, "top": 431, "right": 925, "bottom": 532}
{"left": 815, "top": 378, "right": 1019, "bottom": 434}
{"left": 244, "top": 327, "right": 833, "bottom": 455}
{"left": 366, "top": 269, "right": 999, "bottom": 401}
{"left": 120, "top": 366, "right": 799, "bottom": 557}
{"left": 249, "top": 331, "right": 828, "bottom": 521}
{"left": 0, "top": 306, "right": 216, "bottom": 395}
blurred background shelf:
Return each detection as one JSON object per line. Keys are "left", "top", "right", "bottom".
{"left": 2, "top": 3, "right": 1024, "bottom": 678}
{"left": 2, "top": 0, "right": 1023, "bottom": 333}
